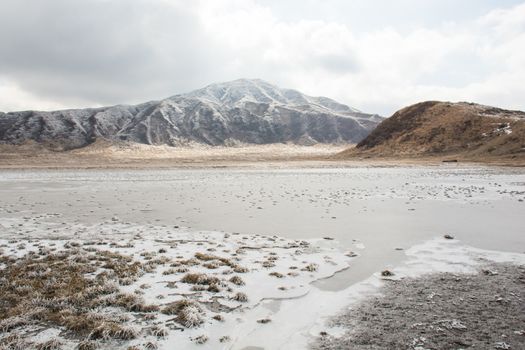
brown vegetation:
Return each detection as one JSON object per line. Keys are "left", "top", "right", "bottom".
{"left": 0, "top": 246, "right": 157, "bottom": 347}
{"left": 338, "top": 101, "right": 525, "bottom": 163}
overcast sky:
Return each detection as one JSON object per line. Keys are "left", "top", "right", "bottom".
{"left": 0, "top": 0, "right": 524, "bottom": 115}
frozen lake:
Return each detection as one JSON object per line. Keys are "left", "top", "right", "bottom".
{"left": 1, "top": 165, "right": 524, "bottom": 292}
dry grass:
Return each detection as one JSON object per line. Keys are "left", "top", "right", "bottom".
{"left": 0, "top": 333, "right": 32, "bottom": 349}
{"left": 0, "top": 247, "right": 158, "bottom": 346}
{"left": 88, "top": 322, "right": 139, "bottom": 341}
{"left": 340, "top": 101, "right": 525, "bottom": 164}
{"left": 148, "top": 325, "right": 168, "bottom": 338}
{"left": 228, "top": 276, "right": 245, "bottom": 286}
{"left": 76, "top": 340, "right": 99, "bottom": 350}
{"left": 232, "top": 265, "right": 249, "bottom": 273}
{"left": 302, "top": 263, "right": 319, "bottom": 272}
{"left": 194, "top": 252, "right": 237, "bottom": 268}
{"left": 193, "top": 335, "right": 209, "bottom": 344}
{"left": 231, "top": 292, "right": 248, "bottom": 303}
{"left": 181, "top": 273, "right": 220, "bottom": 286}
{"left": 36, "top": 338, "right": 62, "bottom": 350}
{"left": 269, "top": 272, "right": 285, "bottom": 278}
{"left": 219, "top": 335, "right": 231, "bottom": 343}
{"left": 0, "top": 143, "right": 348, "bottom": 169}
{"left": 161, "top": 300, "right": 205, "bottom": 328}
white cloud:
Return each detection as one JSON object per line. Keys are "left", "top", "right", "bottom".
{"left": 0, "top": 78, "right": 71, "bottom": 112}
{"left": 0, "top": 0, "right": 524, "bottom": 115}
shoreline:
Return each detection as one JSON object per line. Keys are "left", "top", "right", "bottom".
{"left": 1, "top": 158, "right": 523, "bottom": 171}
{"left": 1, "top": 143, "right": 525, "bottom": 170}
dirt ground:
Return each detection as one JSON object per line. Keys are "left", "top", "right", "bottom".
{"left": 312, "top": 263, "right": 525, "bottom": 350}
{"left": 1, "top": 142, "right": 523, "bottom": 169}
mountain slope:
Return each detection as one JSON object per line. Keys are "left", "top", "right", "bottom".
{"left": 338, "top": 101, "right": 525, "bottom": 160}
{"left": 0, "top": 79, "right": 382, "bottom": 150}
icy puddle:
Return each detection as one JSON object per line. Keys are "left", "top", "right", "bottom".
{"left": 0, "top": 222, "right": 353, "bottom": 350}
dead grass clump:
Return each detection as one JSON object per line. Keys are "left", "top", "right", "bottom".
{"left": 104, "top": 261, "right": 143, "bottom": 284}
{"left": 161, "top": 300, "right": 205, "bottom": 328}
{"left": 62, "top": 313, "right": 100, "bottom": 333}
{"left": 212, "top": 314, "right": 224, "bottom": 322}
{"left": 36, "top": 338, "right": 62, "bottom": 350}
{"left": 162, "top": 268, "right": 178, "bottom": 275}
{"left": 149, "top": 325, "right": 168, "bottom": 338}
{"left": 83, "top": 282, "right": 119, "bottom": 300}
{"left": 181, "top": 273, "right": 220, "bottom": 285}
{"left": 89, "top": 322, "right": 139, "bottom": 341}
{"left": 140, "top": 251, "right": 157, "bottom": 260}
{"left": 114, "top": 293, "right": 159, "bottom": 313}
{"left": 0, "top": 316, "right": 28, "bottom": 332}
{"left": 64, "top": 241, "right": 81, "bottom": 249}
{"left": 143, "top": 341, "right": 158, "bottom": 350}
{"left": 194, "top": 252, "right": 217, "bottom": 261}
{"left": 233, "top": 265, "right": 249, "bottom": 273}
{"left": 228, "top": 276, "right": 245, "bottom": 286}
{"left": 142, "top": 313, "right": 157, "bottom": 321}
{"left": 76, "top": 340, "right": 99, "bottom": 350}
{"left": 262, "top": 261, "right": 276, "bottom": 268}
{"left": 257, "top": 318, "right": 272, "bottom": 324}
{"left": 231, "top": 292, "right": 248, "bottom": 302}
{"left": 269, "top": 272, "right": 284, "bottom": 278}
{"left": 95, "top": 251, "right": 144, "bottom": 282}
{"left": 151, "top": 256, "right": 171, "bottom": 265}
{"left": 191, "top": 285, "right": 206, "bottom": 291}
{"left": 0, "top": 333, "right": 32, "bottom": 349}
{"left": 219, "top": 336, "right": 231, "bottom": 343}
{"left": 195, "top": 252, "right": 235, "bottom": 267}
{"left": 207, "top": 284, "right": 221, "bottom": 293}
{"left": 0, "top": 248, "right": 160, "bottom": 345}
{"left": 203, "top": 262, "right": 220, "bottom": 269}
{"left": 175, "top": 258, "right": 200, "bottom": 266}
{"left": 302, "top": 263, "right": 319, "bottom": 272}
{"left": 193, "top": 335, "right": 209, "bottom": 344}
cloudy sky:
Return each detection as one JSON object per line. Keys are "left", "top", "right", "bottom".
{"left": 0, "top": 0, "right": 524, "bottom": 115}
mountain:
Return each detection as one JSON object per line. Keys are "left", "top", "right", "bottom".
{"left": 0, "top": 79, "right": 383, "bottom": 150}
{"left": 337, "top": 101, "right": 525, "bottom": 160}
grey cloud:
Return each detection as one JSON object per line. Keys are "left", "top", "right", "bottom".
{"left": 315, "top": 53, "right": 360, "bottom": 74}
{"left": 0, "top": 0, "right": 229, "bottom": 106}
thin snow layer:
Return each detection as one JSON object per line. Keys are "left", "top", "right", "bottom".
{"left": 0, "top": 223, "right": 353, "bottom": 350}
{"left": 1, "top": 214, "right": 524, "bottom": 349}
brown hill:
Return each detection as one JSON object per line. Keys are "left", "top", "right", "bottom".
{"left": 337, "top": 101, "right": 525, "bottom": 163}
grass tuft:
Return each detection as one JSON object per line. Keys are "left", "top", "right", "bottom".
{"left": 161, "top": 300, "right": 205, "bottom": 328}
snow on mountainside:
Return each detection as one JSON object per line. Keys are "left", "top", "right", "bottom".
{"left": 0, "top": 79, "right": 383, "bottom": 150}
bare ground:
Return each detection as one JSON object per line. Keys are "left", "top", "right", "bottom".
{"left": 312, "top": 263, "right": 525, "bottom": 350}
{"left": 1, "top": 142, "right": 524, "bottom": 169}
{"left": 0, "top": 142, "right": 351, "bottom": 169}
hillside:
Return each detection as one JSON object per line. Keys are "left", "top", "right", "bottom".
{"left": 0, "top": 79, "right": 382, "bottom": 151}
{"left": 338, "top": 101, "right": 525, "bottom": 162}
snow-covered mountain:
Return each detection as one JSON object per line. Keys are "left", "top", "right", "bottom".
{"left": 0, "top": 79, "right": 383, "bottom": 150}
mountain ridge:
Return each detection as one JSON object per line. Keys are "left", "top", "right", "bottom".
{"left": 0, "top": 79, "right": 382, "bottom": 150}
